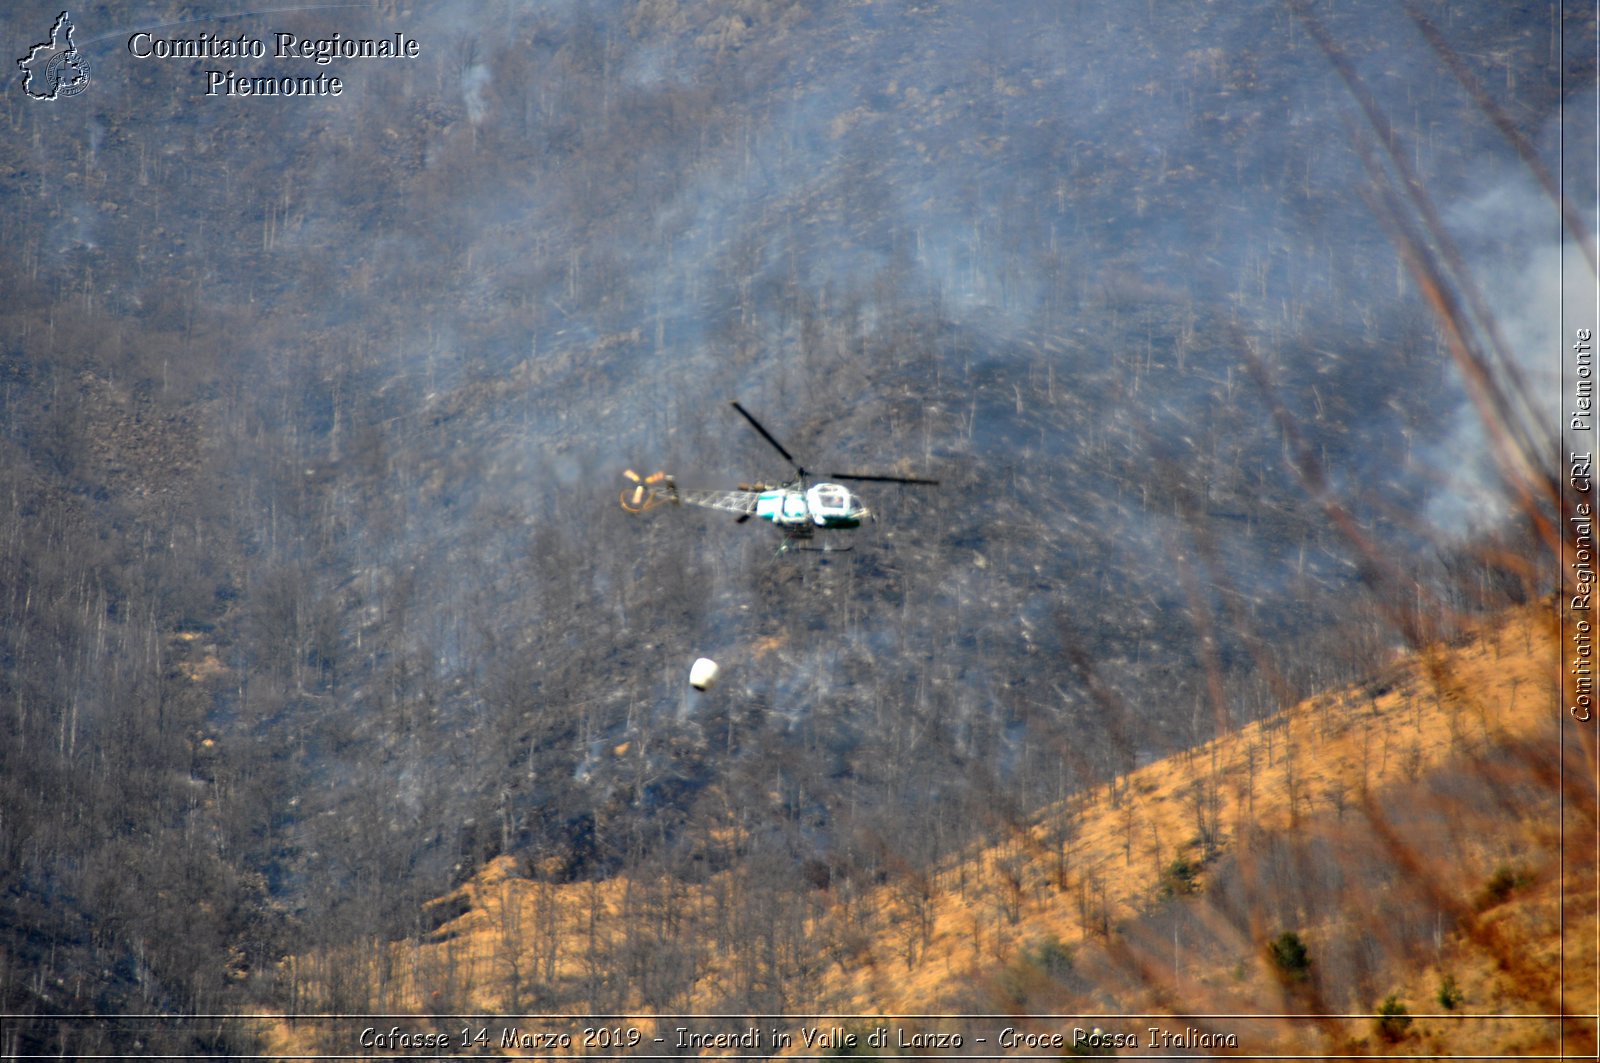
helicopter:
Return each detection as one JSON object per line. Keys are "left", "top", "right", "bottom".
{"left": 621, "top": 401, "right": 938, "bottom": 551}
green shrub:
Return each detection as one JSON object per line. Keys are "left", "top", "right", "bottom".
{"left": 1375, "top": 994, "right": 1412, "bottom": 1042}
{"left": 1158, "top": 854, "right": 1200, "bottom": 898}
{"left": 1436, "top": 973, "right": 1463, "bottom": 1010}
{"left": 1022, "top": 934, "right": 1075, "bottom": 977}
{"left": 1476, "top": 864, "right": 1533, "bottom": 910}
{"left": 1064, "top": 1027, "right": 1118, "bottom": 1056}
{"left": 995, "top": 935, "right": 1074, "bottom": 1006}
{"left": 1266, "top": 931, "right": 1312, "bottom": 984}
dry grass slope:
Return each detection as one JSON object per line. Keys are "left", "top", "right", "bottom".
{"left": 264, "top": 603, "right": 1593, "bottom": 1058}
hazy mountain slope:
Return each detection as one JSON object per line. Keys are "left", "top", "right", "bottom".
{"left": 0, "top": 1, "right": 1585, "bottom": 1054}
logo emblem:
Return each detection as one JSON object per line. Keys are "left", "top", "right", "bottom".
{"left": 19, "top": 11, "right": 91, "bottom": 101}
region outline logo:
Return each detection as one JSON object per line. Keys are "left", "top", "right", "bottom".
{"left": 18, "top": 10, "right": 90, "bottom": 100}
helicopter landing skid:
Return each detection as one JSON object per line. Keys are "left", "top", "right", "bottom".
{"left": 778, "top": 539, "right": 853, "bottom": 556}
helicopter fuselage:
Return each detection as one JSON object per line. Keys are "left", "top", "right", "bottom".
{"left": 753, "top": 482, "right": 867, "bottom": 529}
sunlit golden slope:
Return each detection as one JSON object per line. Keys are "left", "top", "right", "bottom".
{"left": 835, "top": 606, "right": 1565, "bottom": 1003}
{"left": 266, "top": 604, "right": 1592, "bottom": 1058}
{"left": 823, "top": 604, "right": 1592, "bottom": 1056}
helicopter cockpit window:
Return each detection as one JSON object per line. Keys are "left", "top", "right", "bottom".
{"left": 809, "top": 484, "right": 852, "bottom": 516}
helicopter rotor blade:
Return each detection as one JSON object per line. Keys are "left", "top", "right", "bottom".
{"left": 729, "top": 401, "right": 805, "bottom": 477}
{"left": 828, "top": 472, "right": 940, "bottom": 485}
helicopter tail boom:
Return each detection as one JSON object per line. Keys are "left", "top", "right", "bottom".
{"left": 621, "top": 471, "right": 766, "bottom": 519}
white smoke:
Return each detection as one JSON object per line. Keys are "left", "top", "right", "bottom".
{"left": 461, "top": 62, "right": 492, "bottom": 124}
{"left": 1423, "top": 149, "right": 1595, "bottom": 535}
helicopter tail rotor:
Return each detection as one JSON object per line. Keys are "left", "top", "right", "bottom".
{"left": 620, "top": 469, "right": 672, "bottom": 513}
